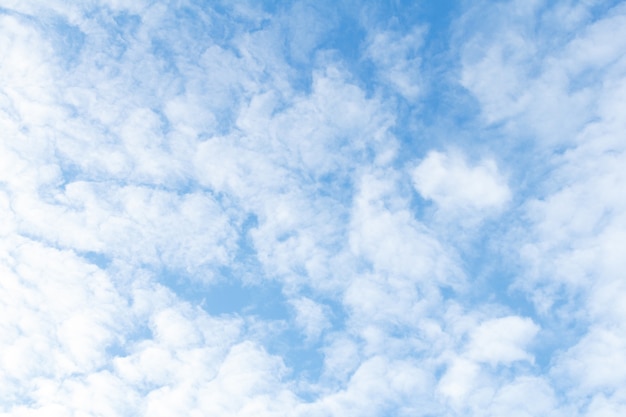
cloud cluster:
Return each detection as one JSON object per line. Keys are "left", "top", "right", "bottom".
{"left": 1, "top": 0, "right": 625, "bottom": 416}
{"left": 412, "top": 150, "right": 510, "bottom": 213}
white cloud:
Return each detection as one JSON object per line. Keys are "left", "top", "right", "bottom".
{"left": 466, "top": 316, "right": 539, "bottom": 366}
{"left": 457, "top": 1, "right": 626, "bottom": 413}
{"left": 290, "top": 297, "right": 331, "bottom": 342}
{"left": 435, "top": 313, "right": 543, "bottom": 412}
{"left": 488, "top": 376, "right": 558, "bottom": 417}
{"left": 412, "top": 150, "right": 511, "bottom": 213}
{"left": 191, "top": 341, "right": 296, "bottom": 416}
{"left": 351, "top": 168, "right": 463, "bottom": 288}
{"left": 307, "top": 356, "right": 435, "bottom": 417}
{"left": 584, "top": 391, "right": 626, "bottom": 417}
{"left": 437, "top": 357, "right": 481, "bottom": 404}
{"left": 2, "top": 0, "right": 626, "bottom": 415}
{"left": 553, "top": 326, "right": 626, "bottom": 393}
{"left": 0, "top": 237, "right": 128, "bottom": 409}
{"left": 459, "top": 1, "right": 626, "bottom": 141}
{"left": 366, "top": 27, "right": 424, "bottom": 100}
{"left": 13, "top": 182, "right": 238, "bottom": 275}
{"left": 320, "top": 334, "right": 361, "bottom": 384}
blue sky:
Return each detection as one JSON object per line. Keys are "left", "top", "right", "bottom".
{"left": 2, "top": 0, "right": 626, "bottom": 415}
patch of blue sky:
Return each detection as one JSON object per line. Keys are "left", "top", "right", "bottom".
{"left": 589, "top": 0, "right": 626, "bottom": 22}
{"left": 105, "top": 324, "right": 152, "bottom": 359}
{"left": 158, "top": 212, "right": 263, "bottom": 311}
{"left": 265, "top": 326, "right": 326, "bottom": 387}
{"left": 47, "top": 18, "right": 86, "bottom": 68}
{"left": 55, "top": 160, "right": 83, "bottom": 187}
{"left": 164, "top": 6, "right": 220, "bottom": 56}
{"left": 159, "top": 262, "right": 331, "bottom": 382}
{"left": 188, "top": 273, "right": 289, "bottom": 320}
{"left": 111, "top": 9, "right": 141, "bottom": 31}
{"left": 463, "top": 244, "right": 540, "bottom": 335}
{"left": 80, "top": 250, "right": 112, "bottom": 269}
{"left": 149, "top": 37, "right": 181, "bottom": 75}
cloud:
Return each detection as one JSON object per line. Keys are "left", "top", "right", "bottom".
{"left": 456, "top": 0, "right": 626, "bottom": 412}
{"left": 436, "top": 315, "right": 541, "bottom": 411}
{"left": 466, "top": 316, "right": 539, "bottom": 366}
{"left": 307, "top": 356, "right": 435, "bottom": 417}
{"left": 0, "top": 238, "right": 129, "bottom": 409}
{"left": 346, "top": 167, "right": 465, "bottom": 334}
{"left": 553, "top": 326, "right": 626, "bottom": 393}
{"left": 366, "top": 26, "right": 425, "bottom": 100}
{"left": 2, "top": 0, "right": 626, "bottom": 415}
{"left": 488, "top": 376, "right": 558, "bottom": 417}
{"left": 289, "top": 297, "right": 331, "bottom": 342}
{"left": 320, "top": 334, "right": 361, "bottom": 384}
{"left": 412, "top": 150, "right": 511, "bottom": 213}
{"left": 437, "top": 357, "right": 481, "bottom": 405}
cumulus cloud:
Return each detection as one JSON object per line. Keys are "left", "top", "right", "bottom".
{"left": 466, "top": 316, "right": 539, "bottom": 366}
{"left": 412, "top": 150, "right": 511, "bottom": 213}
{"left": 1, "top": 0, "right": 625, "bottom": 415}
{"left": 456, "top": 0, "right": 626, "bottom": 413}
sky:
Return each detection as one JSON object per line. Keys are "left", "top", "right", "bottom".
{"left": 1, "top": 0, "right": 626, "bottom": 415}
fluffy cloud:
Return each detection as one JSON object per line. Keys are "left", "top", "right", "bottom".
{"left": 466, "top": 316, "right": 539, "bottom": 366}
{"left": 412, "top": 150, "right": 511, "bottom": 214}
{"left": 457, "top": 0, "right": 626, "bottom": 412}
{"left": 1, "top": 0, "right": 625, "bottom": 415}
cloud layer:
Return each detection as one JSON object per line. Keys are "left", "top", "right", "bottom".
{"left": 1, "top": 0, "right": 626, "bottom": 416}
